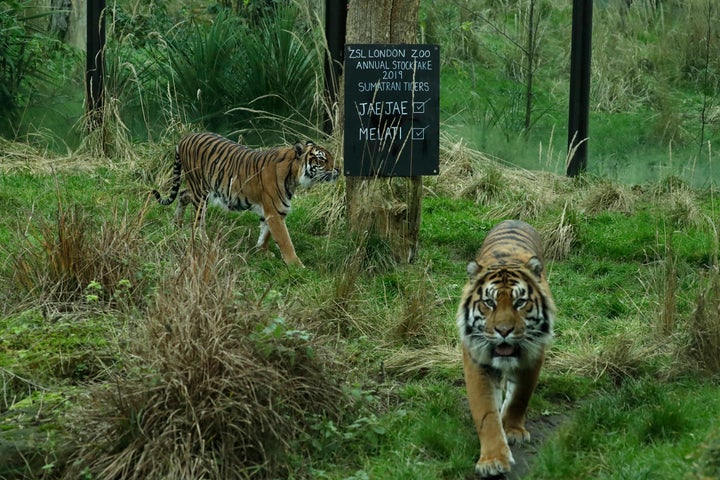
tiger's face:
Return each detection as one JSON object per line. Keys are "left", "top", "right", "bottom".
{"left": 298, "top": 141, "right": 339, "bottom": 187}
{"left": 459, "top": 259, "right": 553, "bottom": 372}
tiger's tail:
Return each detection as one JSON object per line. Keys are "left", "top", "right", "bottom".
{"left": 152, "top": 145, "right": 182, "bottom": 205}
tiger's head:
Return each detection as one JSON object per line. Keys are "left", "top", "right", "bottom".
{"left": 458, "top": 256, "right": 555, "bottom": 372}
{"left": 296, "top": 141, "right": 339, "bottom": 187}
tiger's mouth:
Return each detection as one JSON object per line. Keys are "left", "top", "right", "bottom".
{"left": 314, "top": 170, "right": 339, "bottom": 183}
{"left": 492, "top": 343, "right": 519, "bottom": 358}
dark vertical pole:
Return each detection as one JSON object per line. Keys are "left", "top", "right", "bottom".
{"left": 567, "top": 0, "right": 593, "bottom": 177}
{"left": 323, "top": 0, "right": 347, "bottom": 134}
{"left": 86, "top": 0, "right": 106, "bottom": 131}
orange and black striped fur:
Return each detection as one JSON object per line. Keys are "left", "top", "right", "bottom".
{"left": 152, "top": 132, "right": 339, "bottom": 266}
{"left": 456, "top": 220, "right": 556, "bottom": 477}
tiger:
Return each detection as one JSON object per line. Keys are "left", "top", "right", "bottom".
{"left": 456, "top": 219, "right": 556, "bottom": 477}
{"left": 152, "top": 132, "right": 339, "bottom": 267}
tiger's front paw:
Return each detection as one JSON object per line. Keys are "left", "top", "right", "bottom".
{"left": 475, "top": 447, "right": 514, "bottom": 477}
{"left": 505, "top": 425, "right": 531, "bottom": 445}
{"left": 285, "top": 257, "right": 305, "bottom": 268}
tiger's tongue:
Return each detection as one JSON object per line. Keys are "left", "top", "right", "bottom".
{"left": 494, "top": 344, "right": 515, "bottom": 356}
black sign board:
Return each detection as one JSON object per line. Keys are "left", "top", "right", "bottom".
{"left": 343, "top": 44, "right": 440, "bottom": 177}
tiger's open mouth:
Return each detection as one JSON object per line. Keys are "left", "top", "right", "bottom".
{"left": 492, "top": 343, "right": 519, "bottom": 358}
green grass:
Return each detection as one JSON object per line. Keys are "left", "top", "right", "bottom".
{"left": 531, "top": 380, "right": 720, "bottom": 480}
{"left": 1, "top": 0, "right": 720, "bottom": 478}
{"left": 2, "top": 132, "right": 719, "bottom": 478}
{"left": 435, "top": 0, "right": 720, "bottom": 187}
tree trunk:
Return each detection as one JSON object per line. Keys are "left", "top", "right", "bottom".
{"left": 344, "top": 0, "right": 422, "bottom": 263}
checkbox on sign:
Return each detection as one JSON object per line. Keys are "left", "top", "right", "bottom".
{"left": 412, "top": 128, "right": 426, "bottom": 140}
{"left": 413, "top": 101, "right": 425, "bottom": 113}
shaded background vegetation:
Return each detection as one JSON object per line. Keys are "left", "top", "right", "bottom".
{"left": 1, "top": 0, "right": 720, "bottom": 479}
{"left": 1, "top": 0, "right": 719, "bottom": 183}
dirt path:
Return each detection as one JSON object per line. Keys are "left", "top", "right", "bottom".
{"left": 465, "top": 414, "right": 568, "bottom": 480}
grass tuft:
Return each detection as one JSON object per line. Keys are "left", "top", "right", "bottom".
{"left": 488, "top": 190, "right": 546, "bottom": 220}
{"left": 383, "top": 345, "right": 459, "bottom": 381}
{"left": 459, "top": 165, "right": 508, "bottom": 205}
{"left": 63, "top": 240, "right": 345, "bottom": 479}
{"left": 582, "top": 181, "right": 636, "bottom": 215}
{"left": 665, "top": 188, "right": 704, "bottom": 229}
{"left": 548, "top": 333, "right": 662, "bottom": 386}
{"left": 6, "top": 194, "right": 151, "bottom": 313}
{"left": 682, "top": 266, "right": 720, "bottom": 374}
{"left": 388, "top": 269, "right": 449, "bottom": 347}
{"left": 540, "top": 203, "right": 579, "bottom": 261}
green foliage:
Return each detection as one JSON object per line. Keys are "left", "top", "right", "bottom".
{"left": 0, "top": 310, "right": 114, "bottom": 397}
{"left": 435, "top": 0, "right": 720, "bottom": 185}
{"left": 532, "top": 380, "right": 719, "bottom": 480}
{"left": 1, "top": 143, "right": 720, "bottom": 478}
{"left": 3, "top": 1, "right": 720, "bottom": 477}
{"left": 236, "top": 3, "right": 322, "bottom": 131}
{"left": 154, "top": 10, "right": 247, "bottom": 129}
{"left": 688, "top": 429, "right": 720, "bottom": 480}
{"left": 0, "top": 0, "right": 55, "bottom": 135}
{"left": 149, "top": 4, "right": 321, "bottom": 135}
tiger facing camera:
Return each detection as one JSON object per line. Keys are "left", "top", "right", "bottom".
{"left": 456, "top": 219, "right": 556, "bottom": 477}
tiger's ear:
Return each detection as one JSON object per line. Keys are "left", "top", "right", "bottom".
{"left": 466, "top": 260, "right": 480, "bottom": 278}
{"left": 305, "top": 140, "right": 315, "bottom": 146}
{"left": 526, "top": 256, "right": 544, "bottom": 278}
{"left": 294, "top": 142, "right": 305, "bottom": 156}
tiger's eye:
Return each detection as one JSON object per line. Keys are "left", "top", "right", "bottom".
{"left": 483, "top": 298, "right": 496, "bottom": 309}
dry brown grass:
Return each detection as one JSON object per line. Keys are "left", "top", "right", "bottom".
{"left": 389, "top": 268, "right": 446, "bottom": 347}
{"left": 681, "top": 266, "right": 720, "bottom": 374}
{"left": 383, "top": 344, "right": 460, "bottom": 381}
{"left": 458, "top": 164, "right": 509, "bottom": 205}
{"left": 546, "top": 333, "right": 664, "bottom": 385}
{"left": 488, "top": 190, "right": 547, "bottom": 221}
{"left": 664, "top": 188, "right": 705, "bottom": 230}
{"left": 430, "top": 134, "right": 508, "bottom": 199}
{"left": 539, "top": 203, "right": 579, "bottom": 261}
{"left": 0, "top": 137, "right": 109, "bottom": 174}
{"left": 5, "top": 194, "right": 152, "bottom": 313}
{"left": 582, "top": 181, "right": 636, "bottom": 216}
{"left": 63, "top": 240, "right": 345, "bottom": 479}
{"left": 431, "top": 133, "right": 563, "bottom": 220}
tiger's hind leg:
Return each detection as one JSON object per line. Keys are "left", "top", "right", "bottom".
{"left": 256, "top": 218, "right": 271, "bottom": 250}
{"left": 252, "top": 218, "right": 277, "bottom": 260}
{"left": 173, "top": 189, "right": 191, "bottom": 227}
{"left": 189, "top": 198, "right": 210, "bottom": 240}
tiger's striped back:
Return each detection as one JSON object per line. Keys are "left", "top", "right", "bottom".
{"left": 475, "top": 220, "right": 545, "bottom": 273}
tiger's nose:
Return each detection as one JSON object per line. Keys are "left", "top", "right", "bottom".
{"left": 495, "top": 326, "right": 514, "bottom": 337}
